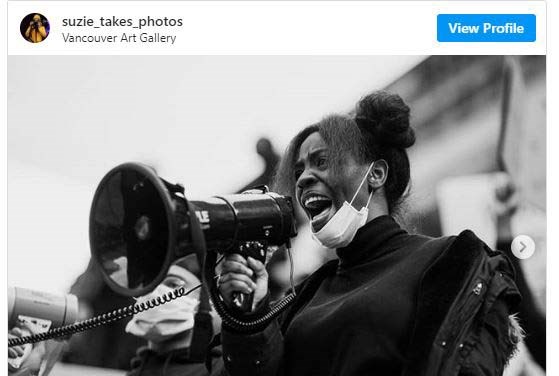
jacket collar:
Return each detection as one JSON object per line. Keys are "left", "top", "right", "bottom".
{"left": 336, "top": 215, "right": 407, "bottom": 268}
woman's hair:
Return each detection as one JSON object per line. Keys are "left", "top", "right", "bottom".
{"left": 273, "top": 90, "right": 415, "bottom": 213}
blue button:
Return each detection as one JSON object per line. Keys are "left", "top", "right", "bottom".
{"left": 437, "top": 14, "right": 536, "bottom": 42}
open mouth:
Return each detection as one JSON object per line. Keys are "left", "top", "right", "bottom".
{"left": 302, "top": 194, "right": 333, "bottom": 230}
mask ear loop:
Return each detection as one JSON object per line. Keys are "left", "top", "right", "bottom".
{"left": 349, "top": 161, "right": 376, "bottom": 207}
{"left": 363, "top": 189, "right": 374, "bottom": 209}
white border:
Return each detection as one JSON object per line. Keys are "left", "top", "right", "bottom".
{"left": 2, "top": 0, "right": 9, "bottom": 371}
{"left": 546, "top": 0, "right": 555, "bottom": 372}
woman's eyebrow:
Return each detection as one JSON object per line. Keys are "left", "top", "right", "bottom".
{"left": 295, "top": 147, "right": 328, "bottom": 167}
{"left": 308, "top": 148, "right": 328, "bottom": 161}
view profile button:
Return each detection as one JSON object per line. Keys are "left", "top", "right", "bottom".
{"left": 437, "top": 14, "right": 536, "bottom": 42}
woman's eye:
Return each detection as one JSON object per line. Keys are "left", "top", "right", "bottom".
{"left": 163, "top": 277, "right": 186, "bottom": 289}
{"left": 317, "top": 157, "right": 328, "bottom": 168}
{"left": 169, "top": 281, "right": 185, "bottom": 289}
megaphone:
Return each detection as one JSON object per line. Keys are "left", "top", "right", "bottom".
{"left": 8, "top": 287, "right": 79, "bottom": 330}
{"left": 89, "top": 162, "right": 297, "bottom": 299}
{"left": 8, "top": 287, "right": 79, "bottom": 370}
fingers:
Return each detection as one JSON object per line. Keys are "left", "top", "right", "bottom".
{"left": 247, "top": 257, "right": 266, "bottom": 277}
{"left": 8, "top": 346, "right": 24, "bottom": 359}
{"left": 494, "top": 174, "right": 515, "bottom": 200}
{"left": 8, "top": 328, "right": 29, "bottom": 359}
{"left": 217, "top": 254, "right": 270, "bottom": 310}
{"left": 218, "top": 279, "right": 254, "bottom": 304}
{"left": 14, "top": 322, "right": 35, "bottom": 336}
{"left": 220, "top": 279, "right": 255, "bottom": 295}
{"left": 221, "top": 258, "right": 254, "bottom": 278}
{"left": 220, "top": 273, "right": 256, "bottom": 292}
{"left": 218, "top": 255, "right": 256, "bottom": 303}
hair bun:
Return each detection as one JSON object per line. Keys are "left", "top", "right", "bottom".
{"left": 355, "top": 91, "right": 415, "bottom": 149}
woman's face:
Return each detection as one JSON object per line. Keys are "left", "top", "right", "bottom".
{"left": 161, "top": 265, "right": 223, "bottom": 332}
{"left": 294, "top": 132, "right": 370, "bottom": 232}
{"left": 162, "top": 265, "right": 201, "bottom": 299}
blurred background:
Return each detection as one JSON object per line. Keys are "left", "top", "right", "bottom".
{"left": 7, "top": 55, "right": 545, "bottom": 375}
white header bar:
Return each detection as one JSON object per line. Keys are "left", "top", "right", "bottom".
{"left": 8, "top": 1, "right": 546, "bottom": 55}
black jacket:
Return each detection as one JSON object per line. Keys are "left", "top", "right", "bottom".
{"left": 127, "top": 346, "right": 225, "bottom": 376}
{"left": 403, "top": 230, "right": 521, "bottom": 376}
{"left": 221, "top": 220, "right": 521, "bottom": 376}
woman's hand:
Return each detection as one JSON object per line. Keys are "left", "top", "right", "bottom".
{"left": 492, "top": 174, "right": 519, "bottom": 241}
{"left": 218, "top": 254, "right": 269, "bottom": 311}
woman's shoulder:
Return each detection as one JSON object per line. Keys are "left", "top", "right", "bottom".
{"left": 399, "top": 229, "right": 512, "bottom": 281}
{"left": 399, "top": 231, "right": 457, "bottom": 263}
{"left": 439, "top": 229, "right": 508, "bottom": 265}
{"left": 411, "top": 229, "right": 516, "bottom": 290}
{"left": 404, "top": 229, "right": 495, "bottom": 261}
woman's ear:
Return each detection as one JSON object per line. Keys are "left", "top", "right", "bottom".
{"left": 368, "top": 159, "right": 389, "bottom": 189}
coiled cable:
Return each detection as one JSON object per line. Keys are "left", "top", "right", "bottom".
{"left": 211, "top": 286, "right": 296, "bottom": 333}
{"left": 9, "top": 243, "right": 297, "bottom": 345}
{"left": 206, "top": 247, "right": 297, "bottom": 333}
{"left": 8, "top": 285, "right": 194, "bottom": 347}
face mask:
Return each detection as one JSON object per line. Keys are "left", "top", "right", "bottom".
{"left": 125, "top": 284, "right": 198, "bottom": 343}
{"left": 311, "top": 162, "right": 375, "bottom": 249}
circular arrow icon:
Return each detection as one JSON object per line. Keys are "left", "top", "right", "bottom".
{"left": 511, "top": 235, "right": 535, "bottom": 259}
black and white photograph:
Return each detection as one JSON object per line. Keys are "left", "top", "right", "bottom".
{"left": 7, "top": 55, "right": 546, "bottom": 376}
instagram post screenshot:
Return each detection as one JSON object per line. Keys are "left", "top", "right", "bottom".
{"left": 3, "top": 1, "right": 553, "bottom": 376}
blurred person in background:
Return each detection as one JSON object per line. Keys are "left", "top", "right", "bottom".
{"left": 237, "top": 137, "right": 280, "bottom": 193}
{"left": 217, "top": 90, "right": 522, "bottom": 376}
{"left": 126, "top": 255, "right": 224, "bottom": 376}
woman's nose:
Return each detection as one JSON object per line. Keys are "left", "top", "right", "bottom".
{"left": 297, "top": 169, "right": 317, "bottom": 189}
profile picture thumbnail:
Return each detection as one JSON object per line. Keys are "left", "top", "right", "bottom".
{"left": 20, "top": 13, "right": 50, "bottom": 43}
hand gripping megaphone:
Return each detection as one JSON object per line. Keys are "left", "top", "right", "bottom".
{"left": 8, "top": 287, "right": 79, "bottom": 370}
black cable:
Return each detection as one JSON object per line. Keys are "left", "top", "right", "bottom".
{"left": 8, "top": 285, "right": 197, "bottom": 347}
{"left": 207, "top": 248, "right": 297, "bottom": 333}
{"left": 8, "top": 256, "right": 227, "bottom": 348}
{"left": 211, "top": 286, "right": 296, "bottom": 333}
{"left": 8, "top": 248, "right": 294, "bottom": 346}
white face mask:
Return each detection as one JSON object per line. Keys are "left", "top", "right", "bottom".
{"left": 311, "top": 162, "right": 375, "bottom": 249}
{"left": 125, "top": 284, "right": 199, "bottom": 343}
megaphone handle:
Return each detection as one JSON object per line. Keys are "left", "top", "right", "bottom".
{"left": 230, "top": 241, "right": 266, "bottom": 312}
{"left": 232, "top": 291, "right": 255, "bottom": 312}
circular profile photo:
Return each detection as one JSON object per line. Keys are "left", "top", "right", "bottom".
{"left": 20, "top": 13, "right": 50, "bottom": 43}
